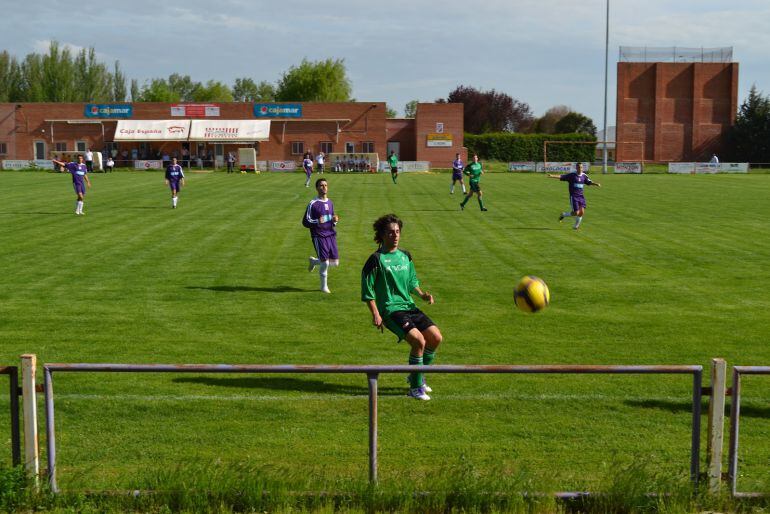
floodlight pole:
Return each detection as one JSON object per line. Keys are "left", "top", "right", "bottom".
{"left": 602, "top": 0, "right": 610, "bottom": 174}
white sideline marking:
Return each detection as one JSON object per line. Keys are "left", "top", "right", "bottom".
{"left": 53, "top": 393, "right": 693, "bottom": 402}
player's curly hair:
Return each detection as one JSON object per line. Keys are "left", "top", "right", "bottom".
{"left": 373, "top": 213, "right": 403, "bottom": 245}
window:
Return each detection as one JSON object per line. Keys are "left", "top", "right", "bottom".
{"left": 0, "top": 142, "right": 7, "bottom": 155}
{"left": 345, "top": 142, "right": 355, "bottom": 153}
{"left": 291, "top": 141, "right": 304, "bottom": 155}
{"left": 55, "top": 142, "right": 67, "bottom": 152}
{"left": 362, "top": 142, "right": 375, "bottom": 153}
{"left": 320, "top": 141, "right": 333, "bottom": 155}
{"left": 76, "top": 141, "right": 86, "bottom": 152}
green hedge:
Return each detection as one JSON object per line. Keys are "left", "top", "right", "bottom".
{"left": 464, "top": 133, "right": 597, "bottom": 162}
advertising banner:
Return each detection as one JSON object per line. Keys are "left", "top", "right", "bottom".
{"left": 84, "top": 104, "right": 133, "bottom": 118}
{"left": 668, "top": 163, "right": 695, "bottom": 174}
{"left": 536, "top": 162, "right": 591, "bottom": 173}
{"left": 719, "top": 162, "right": 748, "bottom": 173}
{"left": 134, "top": 160, "right": 163, "bottom": 169}
{"left": 254, "top": 103, "right": 302, "bottom": 118}
{"left": 269, "top": 160, "right": 297, "bottom": 171}
{"left": 171, "top": 104, "right": 220, "bottom": 117}
{"left": 33, "top": 159, "right": 55, "bottom": 169}
{"left": 2, "top": 160, "right": 32, "bottom": 170}
{"left": 189, "top": 120, "right": 271, "bottom": 141}
{"left": 115, "top": 120, "right": 191, "bottom": 141}
{"left": 614, "top": 162, "right": 642, "bottom": 173}
{"left": 426, "top": 133, "right": 453, "bottom": 147}
{"left": 508, "top": 162, "right": 536, "bottom": 172}
{"left": 695, "top": 162, "right": 720, "bottom": 174}
{"left": 377, "top": 161, "right": 430, "bottom": 172}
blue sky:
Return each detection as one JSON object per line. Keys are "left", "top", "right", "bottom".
{"left": 3, "top": 0, "right": 768, "bottom": 125}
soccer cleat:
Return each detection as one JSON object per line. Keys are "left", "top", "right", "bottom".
{"left": 321, "top": 287, "right": 331, "bottom": 294}
{"left": 459, "top": 203, "right": 464, "bottom": 211}
{"left": 407, "top": 387, "right": 431, "bottom": 401}
{"left": 558, "top": 214, "right": 565, "bottom": 222}
{"left": 406, "top": 376, "right": 432, "bottom": 393}
{"left": 308, "top": 257, "right": 317, "bottom": 272}
{"left": 481, "top": 207, "right": 488, "bottom": 211}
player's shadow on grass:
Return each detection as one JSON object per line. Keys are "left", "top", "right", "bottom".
{"left": 505, "top": 227, "right": 557, "bottom": 231}
{"left": 625, "top": 399, "right": 770, "bottom": 419}
{"left": 172, "top": 376, "right": 406, "bottom": 396}
{"left": 0, "top": 212, "right": 65, "bottom": 215}
{"left": 186, "top": 285, "right": 314, "bottom": 293}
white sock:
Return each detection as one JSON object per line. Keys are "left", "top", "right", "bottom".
{"left": 173, "top": 197, "right": 178, "bottom": 207}
{"left": 462, "top": 185, "right": 467, "bottom": 193}
{"left": 450, "top": 185, "right": 454, "bottom": 193}
{"left": 562, "top": 211, "right": 572, "bottom": 218}
{"left": 574, "top": 216, "right": 583, "bottom": 228}
{"left": 74, "top": 201, "right": 79, "bottom": 213}
{"left": 319, "top": 261, "right": 330, "bottom": 291}
{"left": 76, "top": 201, "right": 84, "bottom": 213}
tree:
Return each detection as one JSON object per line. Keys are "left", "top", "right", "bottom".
{"left": 192, "top": 80, "right": 233, "bottom": 102}
{"left": 130, "top": 79, "right": 140, "bottom": 102}
{"left": 554, "top": 111, "right": 597, "bottom": 136}
{"left": 137, "top": 78, "right": 180, "bottom": 102}
{"left": 233, "top": 78, "right": 275, "bottom": 102}
{"left": 530, "top": 105, "right": 571, "bottom": 134}
{"left": 275, "top": 58, "right": 352, "bottom": 102}
{"left": 112, "top": 61, "right": 127, "bottom": 102}
{"left": 725, "top": 85, "right": 770, "bottom": 162}
{"left": 445, "top": 85, "right": 533, "bottom": 133}
{"left": 168, "top": 74, "right": 198, "bottom": 101}
{"left": 74, "top": 47, "right": 112, "bottom": 102}
{"left": 404, "top": 100, "right": 419, "bottom": 118}
{"left": 385, "top": 105, "right": 397, "bottom": 118}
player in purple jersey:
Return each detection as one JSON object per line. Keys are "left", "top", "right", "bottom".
{"left": 164, "top": 157, "right": 186, "bottom": 209}
{"left": 303, "top": 178, "right": 340, "bottom": 293}
{"left": 303, "top": 156, "right": 314, "bottom": 187}
{"left": 53, "top": 155, "right": 91, "bottom": 215}
{"left": 548, "top": 163, "right": 601, "bottom": 230}
{"left": 450, "top": 153, "right": 466, "bottom": 194}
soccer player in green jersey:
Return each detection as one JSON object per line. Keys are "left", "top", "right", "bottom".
{"left": 361, "top": 214, "right": 443, "bottom": 401}
{"left": 388, "top": 150, "right": 399, "bottom": 184}
{"left": 460, "top": 154, "right": 488, "bottom": 211}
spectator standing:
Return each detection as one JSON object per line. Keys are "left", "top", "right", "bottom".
{"left": 316, "top": 152, "right": 325, "bottom": 174}
{"left": 84, "top": 148, "right": 94, "bottom": 173}
{"left": 226, "top": 152, "right": 236, "bottom": 173}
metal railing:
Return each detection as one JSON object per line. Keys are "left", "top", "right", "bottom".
{"left": 0, "top": 366, "right": 21, "bottom": 466}
{"left": 43, "top": 363, "right": 703, "bottom": 494}
{"left": 728, "top": 366, "right": 770, "bottom": 497}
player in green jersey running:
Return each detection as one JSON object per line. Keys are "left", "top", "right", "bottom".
{"left": 361, "top": 213, "right": 443, "bottom": 401}
{"left": 460, "top": 154, "right": 488, "bottom": 211}
{"left": 388, "top": 150, "right": 399, "bottom": 184}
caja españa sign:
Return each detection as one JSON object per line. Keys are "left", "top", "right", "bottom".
{"left": 254, "top": 103, "right": 302, "bottom": 118}
{"left": 84, "top": 104, "right": 133, "bottom": 118}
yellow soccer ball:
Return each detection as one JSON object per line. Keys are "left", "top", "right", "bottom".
{"left": 514, "top": 276, "right": 550, "bottom": 313}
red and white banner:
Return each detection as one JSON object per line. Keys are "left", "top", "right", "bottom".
{"left": 134, "top": 160, "right": 163, "bottom": 169}
{"left": 189, "top": 120, "right": 270, "bottom": 141}
{"left": 171, "top": 104, "right": 220, "bottom": 117}
{"left": 614, "top": 162, "right": 642, "bottom": 173}
{"left": 115, "top": 120, "right": 191, "bottom": 141}
{"left": 269, "top": 160, "right": 297, "bottom": 172}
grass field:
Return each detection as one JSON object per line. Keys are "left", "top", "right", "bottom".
{"left": 1, "top": 168, "right": 769, "bottom": 497}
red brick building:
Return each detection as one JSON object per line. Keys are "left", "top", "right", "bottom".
{"left": 615, "top": 51, "right": 738, "bottom": 162}
{"left": 0, "top": 101, "right": 464, "bottom": 168}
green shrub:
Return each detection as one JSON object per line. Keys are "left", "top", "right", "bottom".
{"left": 465, "top": 133, "right": 597, "bottom": 162}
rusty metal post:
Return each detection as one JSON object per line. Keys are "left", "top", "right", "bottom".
{"left": 727, "top": 368, "right": 741, "bottom": 497}
{"left": 367, "top": 373, "right": 378, "bottom": 484}
{"left": 8, "top": 367, "right": 21, "bottom": 467}
{"left": 44, "top": 366, "right": 58, "bottom": 493}
{"left": 706, "top": 358, "right": 726, "bottom": 494}
{"left": 20, "top": 354, "right": 39, "bottom": 484}
{"left": 691, "top": 368, "right": 703, "bottom": 486}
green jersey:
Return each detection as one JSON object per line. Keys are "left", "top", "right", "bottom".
{"left": 361, "top": 248, "right": 419, "bottom": 318}
{"left": 464, "top": 161, "right": 483, "bottom": 183}
{"left": 388, "top": 154, "right": 398, "bottom": 168}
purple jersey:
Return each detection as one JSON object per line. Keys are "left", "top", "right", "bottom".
{"left": 304, "top": 198, "right": 336, "bottom": 238}
{"left": 560, "top": 172, "right": 593, "bottom": 197}
{"left": 452, "top": 159, "right": 464, "bottom": 172}
{"left": 65, "top": 162, "right": 88, "bottom": 185}
{"left": 303, "top": 158, "right": 313, "bottom": 172}
{"left": 165, "top": 164, "right": 184, "bottom": 182}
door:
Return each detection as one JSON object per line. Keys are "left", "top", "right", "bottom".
{"left": 34, "top": 141, "right": 46, "bottom": 160}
